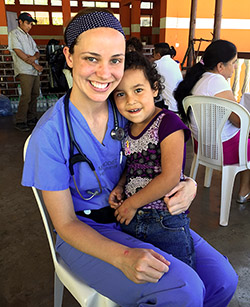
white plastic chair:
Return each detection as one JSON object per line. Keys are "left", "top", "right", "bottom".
{"left": 63, "top": 69, "right": 73, "bottom": 88}
{"left": 183, "top": 96, "right": 250, "bottom": 226}
{"left": 23, "top": 136, "right": 119, "bottom": 307}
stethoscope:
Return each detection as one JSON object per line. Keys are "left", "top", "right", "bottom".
{"left": 64, "top": 89, "right": 125, "bottom": 200}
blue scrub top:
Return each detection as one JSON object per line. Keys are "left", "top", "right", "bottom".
{"left": 22, "top": 94, "right": 127, "bottom": 212}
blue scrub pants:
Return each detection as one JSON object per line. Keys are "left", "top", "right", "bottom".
{"left": 56, "top": 220, "right": 238, "bottom": 307}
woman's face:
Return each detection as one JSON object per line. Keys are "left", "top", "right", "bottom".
{"left": 64, "top": 27, "right": 125, "bottom": 104}
{"left": 220, "top": 55, "right": 238, "bottom": 79}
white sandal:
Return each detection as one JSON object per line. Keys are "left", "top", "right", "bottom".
{"left": 236, "top": 192, "right": 250, "bottom": 204}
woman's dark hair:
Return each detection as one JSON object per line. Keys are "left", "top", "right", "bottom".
{"left": 154, "top": 42, "right": 176, "bottom": 58}
{"left": 64, "top": 8, "right": 114, "bottom": 54}
{"left": 126, "top": 37, "right": 143, "bottom": 53}
{"left": 174, "top": 39, "right": 237, "bottom": 122}
{"left": 123, "top": 51, "right": 164, "bottom": 98}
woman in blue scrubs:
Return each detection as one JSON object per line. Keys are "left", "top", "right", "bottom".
{"left": 22, "top": 8, "right": 237, "bottom": 307}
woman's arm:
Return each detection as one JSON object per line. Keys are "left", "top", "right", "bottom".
{"left": 42, "top": 188, "right": 170, "bottom": 283}
{"left": 215, "top": 90, "right": 240, "bottom": 127}
{"left": 114, "top": 130, "right": 185, "bottom": 224}
{"left": 164, "top": 177, "right": 197, "bottom": 215}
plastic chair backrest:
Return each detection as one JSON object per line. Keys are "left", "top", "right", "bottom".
{"left": 23, "top": 135, "right": 59, "bottom": 267}
{"left": 63, "top": 69, "right": 73, "bottom": 89}
{"left": 183, "top": 95, "right": 250, "bottom": 169}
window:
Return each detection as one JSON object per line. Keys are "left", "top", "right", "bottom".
{"left": 70, "top": 0, "right": 78, "bottom": 6}
{"left": 96, "top": 1, "right": 108, "bottom": 7}
{"left": 34, "top": 0, "right": 48, "bottom": 4}
{"left": 114, "top": 13, "right": 120, "bottom": 21}
{"left": 35, "top": 11, "right": 49, "bottom": 24}
{"left": 21, "top": 11, "right": 49, "bottom": 24}
{"left": 82, "top": 1, "right": 95, "bottom": 7}
{"left": 52, "top": 12, "right": 63, "bottom": 25}
{"left": 4, "top": 0, "right": 15, "bottom": 5}
{"left": 19, "top": 0, "right": 48, "bottom": 3}
{"left": 51, "top": 0, "right": 62, "bottom": 6}
{"left": 19, "top": 0, "right": 33, "bottom": 4}
{"left": 141, "top": 2, "right": 153, "bottom": 9}
{"left": 140, "top": 15, "right": 152, "bottom": 27}
{"left": 110, "top": 2, "right": 119, "bottom": 8}
{"left": 71, "top": 12, "right": 78, "bottom": 18}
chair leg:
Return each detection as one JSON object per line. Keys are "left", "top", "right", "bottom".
{"left": 204, "top": 167, "right": 213, "bottom": 188}
{"left": 54, "top": 272, "right": 64, "bottom": 307}
{"left": 190, "top": 154, "right": 199, "bottom": 180}
{"left": 219, "top": 168, "right": 237, "bottom": 226}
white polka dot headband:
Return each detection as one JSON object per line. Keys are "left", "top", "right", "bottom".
{"left": 65, "top": 11, "right": 125, "bottom": 49}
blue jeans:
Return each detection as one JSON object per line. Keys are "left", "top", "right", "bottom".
{"left": 121, "top": 209, "right": 196, "bottom": 269}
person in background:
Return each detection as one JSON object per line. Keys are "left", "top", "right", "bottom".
{"left": 153, "top": 42, "right": 183, "bottom": 112}
{"left": 126, "top": 37, "right": 143, "bottom": 53}
{"left": 8, "top": 12, "right": 43, "bottom": 132}
{"left": 174, "top": 39, "right": 250, "bottom": 204}
{"left": 22, "top": 9, "right": 237, "bottom": 306}
{"left": 109, "top": 51, "right": 195, "bottom": 269}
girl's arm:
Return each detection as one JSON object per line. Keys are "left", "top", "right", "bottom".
{"left": 115, "top": 130, "right": 185, "bottom": 225}
{"left": 109, "top": 168, "right": 127, "bottom": 209}
{"left": 42, "top": 189, "right": 170, "bottom": 283}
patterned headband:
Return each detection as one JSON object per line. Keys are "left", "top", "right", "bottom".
{"left": 65, "top": 11, "right": 125, "bottom": 49}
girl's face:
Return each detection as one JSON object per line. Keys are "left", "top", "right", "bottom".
{"left": 64, "top": 27, "right": 125, "bottom": 104}
{"left": 114, "top": 68, "right": 158, "bottom": 127}
{"left": 219, "top": 55, "right": 237, "bottom": 79}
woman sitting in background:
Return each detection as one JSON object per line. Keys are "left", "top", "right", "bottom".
{"left": 174, "top": 39, "right": 250, "bottom": 204}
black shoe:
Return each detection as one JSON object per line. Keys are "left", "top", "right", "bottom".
{"left": 27, "top": 118, "right": 38, "bottom": 127}
{"left": 15, "top": 123, "right": 30, "bottom": 132}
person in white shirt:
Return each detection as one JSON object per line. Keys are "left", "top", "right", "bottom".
{"left": 8, "top": 12, "right": 43, "bottom": 132}
{"left": 175, "top": 39, "right": 250, "bottom": 204}
{"left": 153, "top": 43, "right": 183, "bottom": 112}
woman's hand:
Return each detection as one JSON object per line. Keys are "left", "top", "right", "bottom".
{"left": 117, "top": 248, "right": 171, "bottom": 284}
{"left": 164, "top": 178, "right": 197, "bottom": 215}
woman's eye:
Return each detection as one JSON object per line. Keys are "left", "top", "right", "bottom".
{"left": 135, "top": 88, "right": 143, "bottom": 93}
{"left": 111, "top": 58, "right": 122, "bottom": 64}
{"left": 86, "top": 57, "right": 97, "bottom": 62}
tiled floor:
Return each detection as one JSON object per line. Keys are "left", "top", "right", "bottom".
{"left": 1, "top": 114, "right": 250, "bottom": 306}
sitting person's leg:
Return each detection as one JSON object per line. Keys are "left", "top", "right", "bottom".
{"left": 56, "top": 221, "right": 205, "bottom": 307}
{"left": 192, "top": 229, "right": 238, "bottom": 307}
{"left": 222, "top": 131, "right": 250, "bottom": 202}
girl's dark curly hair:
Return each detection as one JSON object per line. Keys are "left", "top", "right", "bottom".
{"left": 124, "top": 51, "right": 164, "bottom": 99}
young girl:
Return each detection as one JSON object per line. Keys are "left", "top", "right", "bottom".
{"left": 109, "top": 51, "right": 195, "bottom": 268}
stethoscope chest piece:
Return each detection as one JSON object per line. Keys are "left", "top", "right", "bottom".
{"left": 111, "top": 127, "right": 125, "bottom": 141}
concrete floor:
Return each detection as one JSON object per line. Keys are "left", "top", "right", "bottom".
{"left": 1, "top": 114, "right": 250, "bottom": 307}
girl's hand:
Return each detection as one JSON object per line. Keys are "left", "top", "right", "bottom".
{"left": 117, "top": 248, "right": 171, "bottom": 284}
{"left": 114, "top": 199, "right": 137, "bottom": 225}
{"left": 109, "top": 185, "right": 124, "bottom": 209}
{"left": 164, "top": 178, "right": 197, "bottom": 215}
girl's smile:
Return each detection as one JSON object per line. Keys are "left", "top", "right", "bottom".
{"left": 114, "top": 68, "right": 159, "bottom": 130}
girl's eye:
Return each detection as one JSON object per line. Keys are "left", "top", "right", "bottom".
{"left": 135, "top": 88, "right": 143, "bottom": 93}
{"left": 116, "top": 92, "right": 124, "bottom": 98}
